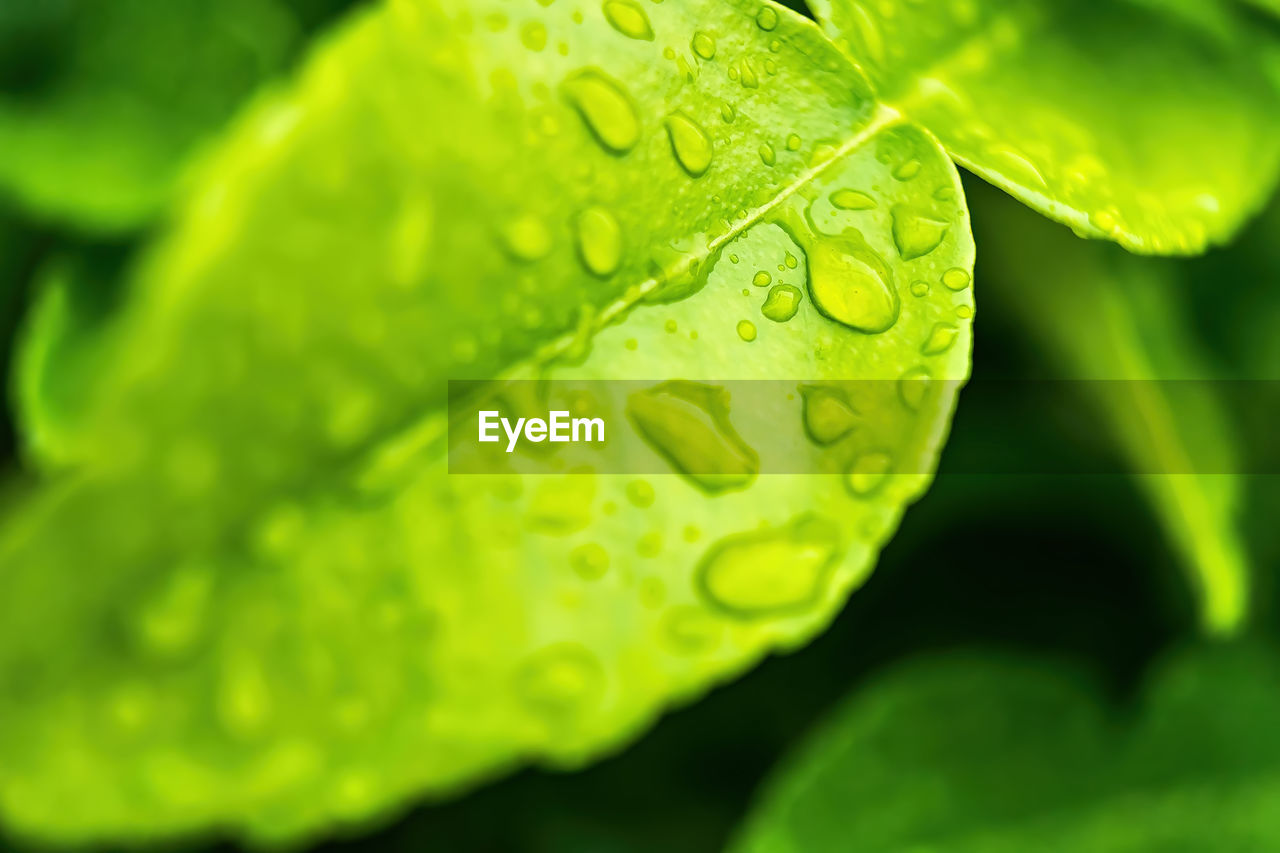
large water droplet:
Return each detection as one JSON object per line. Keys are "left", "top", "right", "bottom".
{"left": 692, "top": 31, "right": 716, "bottom": 59}
{"left": 627, "top": 381, "right": 759, "bottom": 493}
{"left": 696, "top": 515, "right": 842, "bottom": 618}
{"left": 665, "top": 112, "right": 714, "bottom": 178}
{"left": 563, "top": 69, "right": 641, "bottom": 154}
{"left": 891, "top": 205, "right": 948, "bottom": 260}
{"left": 761, "top": 283, "right": 802, "bottom": 322}
{"left": 602, "top": 0, "right": 654, "bottom": 40}
{"left": 799, "top": 384, "right": 858, "bottom": 445}
{"left": 806, "top": 237, "right": 899, "bottom": 333}
{"left": 575, "top": 205, "right": 623, "bottom": 276}
{"left": 830, "top": 189, "right": 877, "bottom": 210}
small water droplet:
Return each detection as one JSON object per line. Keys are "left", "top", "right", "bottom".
{"left": 761, "top": 284, "right": 802, "bottom": 322}
{"left": 516, "top": 643, "right": 604, "bottom": 716}
{"left": 799, "top": 384, "right": 858, "bottom": 445}
{"left": 570, "top": 543, "right": 610, "bottom": 579}
{"left": 893, "top": 159, "right": 922, "bottom": 181}
{"left": 909, "top": 280, "right": 929, "bottom": 297}
{"left": 661, "top": 606, "right": 722, "bottom": 655}
{"left": 665, "top": 111, "right": 714, "bottom": 177}
{"left": 921, "top": 322, "right": 959, "bottom": 355}
{"left": 603, "top": 0, "right": 654, "bottom": 39}
{"left": 830, "top": 189, "right": 876, "bottom": 210}
{"left": 501, "top": 213, "right": 553, "bottom": 261}
{"left": 785, "top": 133, "right": 801, "bottom": 151}
{"left": 637, "top": 532, "right": 664, "bottom": 559}
{"left": 956, "top": 304, "right": 973, "bottom": 319}
{"left": 891, "top": 205, "right": 949, "bottom": 260}
{"left": 941, "top": 268, "right": 971, "bottom": 290}
{"left": 784, "top": 252, "right": 798, "bottom": 269}
{"left": 696, "top": 515, "right": 842, "bottom": 618}
{"left": 845, "top": 451, "right": 892, "bottom": 497}
{"left": 575, "top": 205, "right": 623, "bottom": 276}
{"left": 692, "top": 31, "right": 716, "bottom": 59}
{"left": 898, "top": 367, "right": 932, "bottom": 411}
{"left": 752, "top": 270, "right": 772, "bottom": 287}
{"left": 720, "top": 101, "right": 735, "bottom": 122}
{"left": 738, "top": 57, "right": 759, "bottom": 88}
{"left": 563, "top": 69, "right": 641, "bottom": 154}
{"left": 737, "top": 319, "right": 758, "bottom": 341}
{"left": 664, "top": 318, "right": 678, "bottom": 333}
{"left": 626, "top": 479, "right": 655, "bottom": 507}
{"left": 520, "top": 20, "right": 548, "bottom": 50}
{"left": 759, "top": 143, "right": 776, "bottom": 166}
{"left": 756, "top": 6, "right": 779, "bottom": 30}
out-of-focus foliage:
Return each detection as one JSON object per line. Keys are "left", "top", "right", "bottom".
{"left": 972, "top": 184, "right": 1249, "bottom": 634}
{"left": 811, "top": 0, "right": 1280, "bottom": 253}
{"left": 0, "top": 0, "right": 976, "bottom": 844}
{"left": 0, "top": 0, "right": 358, "bottom": 231}
{"left": 733, "top": 644, "right": 1280, "bottom": 852}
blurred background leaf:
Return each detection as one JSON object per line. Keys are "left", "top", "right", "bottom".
{"left": 732, "top": 643, "right": 1280, "bottom": 852}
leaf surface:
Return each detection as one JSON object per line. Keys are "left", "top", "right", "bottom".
{"left": 733, "top": 644, "right": 1280, "bottom": 852}
{"left": 810, "top": 0, "right": 1280, "bottom": 253}
{"left": 0, "top": 0, "right": 973, "bottom": 843}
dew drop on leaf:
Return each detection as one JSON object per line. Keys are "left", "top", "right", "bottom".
{"left": 798, "top": 384, "right": 858, "bottom": 445}
{"left": 898, "top": 366, "right": 932, "bottom": 411}
{"left": 759, "top": 143, "right": 776, "bottom": 166}
{"left": 752, "top": 270, "right": 772, "bottom": 287}
{"left": 520, "top": 21, "right": 548, "bottom": 51}
{"left": 761, "top": 283, "right": 802, "bottom": 322}
{"left": 515, "top": 643, "right": 605, "bottom": 716}
{"left": 844, "top": 451, "right": 892, "bottom": 497}
{"left": 692, "top": 31, "right": 716, "bottom": 59}
{"left": 893, "top": 159, "right": 922, "bottom": 181}
{"left": 575, "top": 205, "right": 623, "bottom": 276}
{"left": 570, "top": 543, "right": 610, "bottom": 580}
{"left": 602, "top": 0, "right": 654, "bottom": 40}
{"left": 664, "top": 111, "right": 714, "bottom": 177}
{"left": 625, "top": 479, "right": 655, "bottom": 508}
{"left": 830, "top": 189, "right": 877, "bottom": 210}
{"left": 627, "top": 381, "right": 759, "bottom": 493}
{"left": 921, "top": 322, "right": 959, "bottom": 355}
{"left": 661, "top": 606, "right": 722, "bottom": 655}
{"left": 501, "top": 213, "right": 553, "bottom": 261}
{"left": 562, "top": 69, "right": 641, "bottom": 154}
{"left": 890, "top": 205, "right": 949, "bottom": 260}
{"left": 804, "top": 236, "right": 899, "bottom": 333}
{"left": 941, "top": 267, "right": 971, "bottom": 290}
{"left": 785, "top": 133, "right": 801, "bottom": 151}
{"left": 695, "top": 515, "right": 842, "bottom": 618}
{"left": 737, "top": 319, "right": 758, "bottom": 341}
{"left": 755, "top": 6, "right": 779, "bottom": 31}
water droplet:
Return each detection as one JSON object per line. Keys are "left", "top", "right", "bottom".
{"left": 909, "top": 280, "right": 929, "bottom": 297}
{"left": 720, "top": 102, "right": 735, "bottom": 122}
{"left": 563, "top": 69, "right": 641, "bottom": 154}
{"left": 626, "top": 479, "right": 655, "bottom": 507}
{"left": 1091, "top": 207, "right": 1120, "bottom": 234}
{"left": 806, "top": 236, "right": 899, "bottom": 333}
{"left": 692, "top": 31, "right": 716, "bottom": 59}
{"left": 785, "top": 133, "right": 801, "bottom": 151}
{"left": 603, "top": 0, "right": 654, "bottom": 39}
{"left": 637, "top": 532, "right": 663, "bottom": 559}
{"left": 799, "top": 384, "right": 858, "bottom": 445}
{"left": 898, "top": 367, "right": 932, "bottom": 410}
{"left": 738, "top": 58, "right": 759, "bottom": 88}
{"left": 756, "top": 6, "right": 779, "bottom": 30}
{"left": 784, "top": 252, "right": 798, "bottom": 269}
{"left": 501, "top": 213, "right": 553, "bottom": 261}
{"left": 845, "top": 451, "right": 892, "bottom": 497}
{"left": 661, "top": 606, "right": 721, "bottom": 655}
{"left": 761, "top": 284, "right": 802, "bottom": 322}
{"left": 921, "top": 323, "right": 959, "bottom": 355}
{"left": 665, "top": 112, "right": 714, "bottom": 178}
{"left": 830, "top": 189, "right": 877, "bottom": 210}
{"left": 737, "top": 319, "right": 758, "bottom": 341}
{"left": 520, "top": 20, "right": 548, "bottom": 50}
{"left": 893, "top": 159, "right": 922, "bottom": 181}
{"left": 516, "top": 643, "right": 605, "bottom": 716}
{"left": 575, "top": 206, "right": 623, "bottom": 276}
{"left": 942, "top": 267, "right": 971, "bottom": 290}
{"left": 628, "top": 381, "right": 759, "bottom": 493}
{"left": 891, "top": 206, "right": 949, "bottom": 260}
{"left": 759, "top": 143, "right": 776, "bottom": 166}
{"left": 570, "top": 543, "right": 610, "bottom": 580}
{"left": 664, "top": 318, "right": 678, "bottom": 333}
{"left": 752, "top": 270, "right": 772, "bottom": 287}
{"left": 696, "top": 515, "right": 842, "bottom": 618}
{"left": 956, "top": 304, "right": 973, "bottom": 319}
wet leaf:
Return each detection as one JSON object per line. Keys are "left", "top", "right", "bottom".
{"left": 811, "top": 0, "right": 1280, "bottom": 253}
{"left": 0, "top": 0, "right": 973, "bottom": 843}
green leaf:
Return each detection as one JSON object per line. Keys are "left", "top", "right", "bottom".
{"left": 0, "top": 0, "right": 973, "bottom": 844}
{"left": 972, "top": 184, "right": 1248, "bottom": 634}
{"left": 810, "top": 0, "right": 1280, "bottom": 254}
{"left": 0, "top": 0, "right": 329, "bottom": 231}
{"left": 733, "top": 644, "right": 1280, "bottom": 852}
